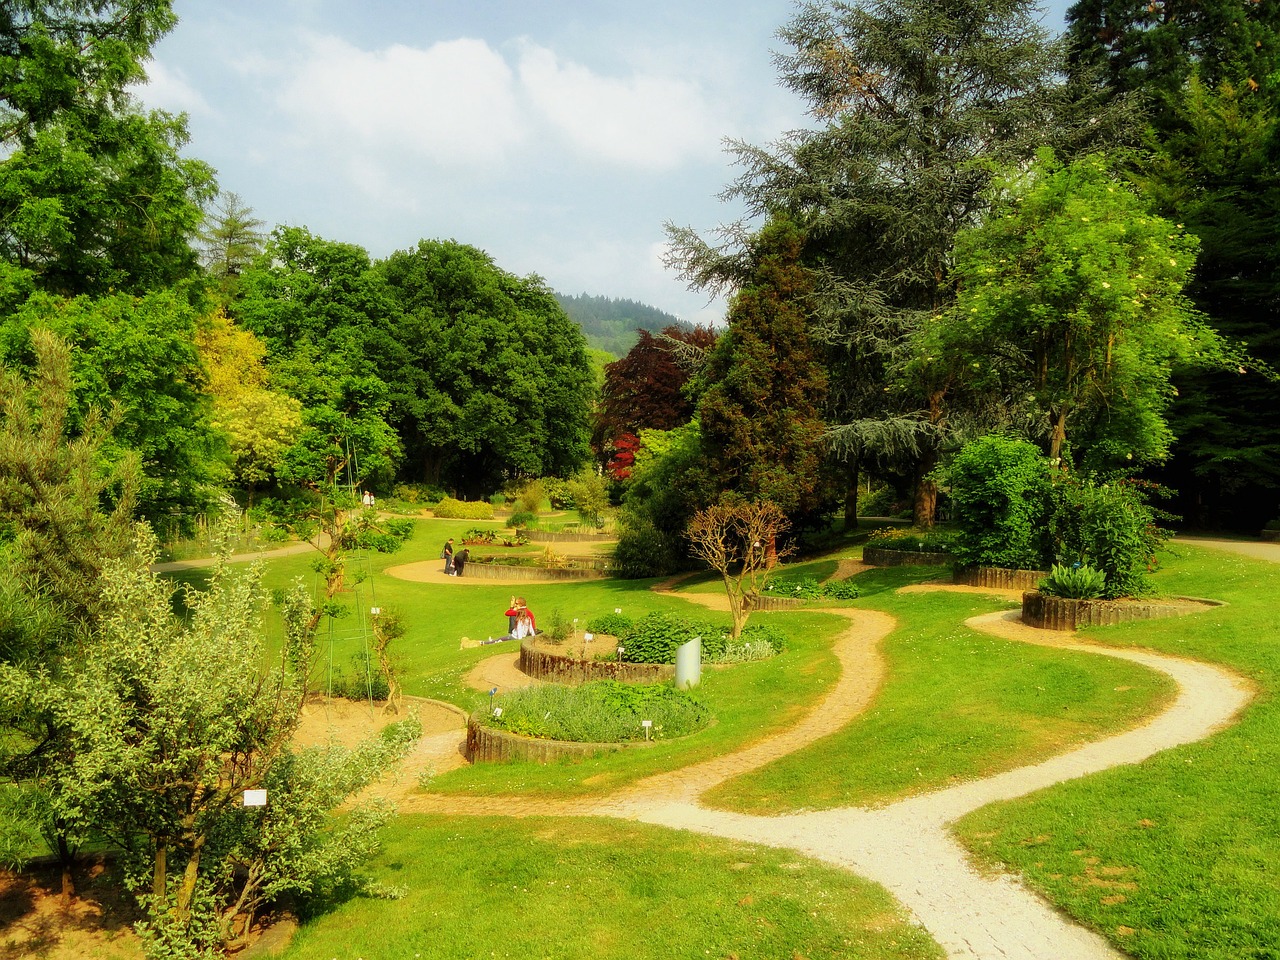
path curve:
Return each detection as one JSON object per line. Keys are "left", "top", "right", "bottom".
{"left": 392, "top": 575, "right": 1253, "bottom": 959}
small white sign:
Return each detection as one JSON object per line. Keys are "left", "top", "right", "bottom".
{"left": 614, "top": 608, "right": 622, "bottom": 614}
{"left": 371, "top": 607, "right": 381, "bottom": 615}
{"left": 641, "top": 720, "right": 652, "bottom": 728}
{"left": 583, "top": 632, "right": 594, "bottom": 641}
{"left": 243, "top": 789, "right": 267, "bottom": 807}
{"left": 493, "top": 707, "right": 503, "bottom": 718}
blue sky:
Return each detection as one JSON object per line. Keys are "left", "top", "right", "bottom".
{"left": 140, "top": 1, "right": 1074, "bottom": 325}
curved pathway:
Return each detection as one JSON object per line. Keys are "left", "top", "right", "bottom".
{"left": 391, "top": 570, "right": 1254, "bottom": 958}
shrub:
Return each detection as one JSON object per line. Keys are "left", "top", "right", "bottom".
{"left": 943, "top": 434, "right": 1053, "bottom": 569}
{"left": 433, "top": 497, "right": 495, "bottom": 520}
{"left": 329, "top": 658, "right": 391, "bottom": 701}
{"left": 857, "top": 485, "right": 900, "bottom": 517}
{"left": 1048, "top": 477, "right": 1171, "bottom": 599}
{"left": 1265, "top": 519, "right": 1280, "bottom": 532}
{"left": 483, "top": 680, "right": 710, "bottom": 743}
{"left": 462, "top": 527, "right": 496, "bottom": 545}
{"left": 1039, "top": 562, "right": 1108, "bottom": 599}
{"left": 763, "top": 574, "right": 824, "bottom": 599}
{"left": 623, "top": 613, "right": 703, "bottom": 663}
{"left": 586, "top": 612, "right": 635, "bottom": 639}
{"left": 612, "top": 516, "right": 687, "bottom": 579}
{"left": 821, "top": 578, "right": 861, "bottom": 601}
{"left": 701, "top": 622, "right": 788, "bottom": 663}
{"left": 506, "top": 510, "right": 536, "bottom": 529}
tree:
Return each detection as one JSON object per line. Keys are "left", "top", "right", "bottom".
{"left": 0, "top": 327, "right": 138, "bottom": 894}
{"left": 698, "top": 217, "right": 828, "bottom": 518}
{"left": 917, "top": 151, "right": 1245, "bottom": 473}
{"left": 668, "top": 0, "right": 1133, "bottom": 527}
{"left": 686, "top": 500, "right": 793, "bottom": 638}
{"left": 377, "top": 239, "right": 593, "bottom": 495}
{"left": 198, "top": 191, "right": 266, "bottom": 303}
{"left": 592, "top": 323, "right": 716, "bottom": 458}
{"left": 1, "top": 286, "right": 224, "bottom": 529}
{"left": 29, "top": 527, "right": 418, "bottom": 954}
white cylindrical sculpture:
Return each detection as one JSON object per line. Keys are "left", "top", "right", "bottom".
{"left": 674, "top": 636, "right": 702, "bottom": 689}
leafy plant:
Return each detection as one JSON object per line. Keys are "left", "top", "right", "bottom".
{"left": 864, "top": 526, "right": 954, "bottom": 553}
{"left": 432, "top": 498, "right": 495, "bottom": 520}
{"left": 1038, "top": 563, "right": 1108, "bottom": 599}
{"left": 764, "top": 574, "right": 824, "bottom": 599}
{"left": 586, "top": 613, "right": 635, "bottom": 639}
{"left": 506, "top": 510, "right": 536, "bottom": 529}
{"left": 942, "top": 434, "right": 1053, "bottom": 570}
{"left": 623, "top": 613, "right": 704, "bottom": 664}
{"left": 482, "top": 680, "right": 710, "bottom": 743}
{"left": 821, "top": 578, "right": 862, "bottom": 601}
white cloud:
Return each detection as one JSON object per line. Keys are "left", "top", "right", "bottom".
{"left": 516, "top": 43, "right": 724, "bottom": 171}
{"left": 275, "top": 35, "right": 529, "bottom": 168}
{"left": 135, "top": 60, "right": 213, "bottom": 116}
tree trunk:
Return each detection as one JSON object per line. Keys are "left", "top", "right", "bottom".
{"left": 913, "top": 450, "right": 938, "bottom": 529}
{"left": 842, "top": 457, "right": 860, "bottom": 529}
{"left": 55, "top": 832, "right": 75, "bottom": 901}
{"left": 153, "top": 841, "right": 167, "bottom": 902}
{"left": 174, "top": 840, "right": 203, "bottom": 923}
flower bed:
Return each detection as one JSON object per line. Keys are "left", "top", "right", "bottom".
{"left": 460, "top": 562, "right": 605, "bottom": 582}
{"left": 465, "top": 720, "right": 627, "bottom": 763}
{"left": 1021, "top": 591, "right": 1222, "bottom": 630}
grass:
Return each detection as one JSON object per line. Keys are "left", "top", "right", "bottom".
{"left": 952, "top": 544, "right": 1280, "bottom": 960}
{"left": 704, "top": 565, "right": 1174, "bottom": 812}
{"left": 280, "top": 816, "right": 943, "bottom": 960}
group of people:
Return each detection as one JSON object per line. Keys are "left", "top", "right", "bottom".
{"left": 441, "top": 538, "right": 469, "bottom": 576}
{"left": 361, "top": 489, "right": 377, "bottom": 508}
{"left": 440, "top": 538, "right": 535, "bottom": 645}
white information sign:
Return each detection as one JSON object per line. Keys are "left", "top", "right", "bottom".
{"left": 243, "top": 789, "right": 267, "bottom": 807}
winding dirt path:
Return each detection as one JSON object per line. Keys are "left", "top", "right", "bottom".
{"left": 382, "top": 570, "right": 1254, "bottom": 958}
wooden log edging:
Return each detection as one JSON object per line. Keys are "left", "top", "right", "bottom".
{"left": 863, "top": 546, "right": 953, "bottom": 567}
{"left": 753, "top": 594, "right": 807, "bottom": 612}
{"left": 465, "top": 717, "right": 627, "bottom": 763}
{"left": 461, "top": 562, "right": 606, "bottom": 582}
{"left": 518, "top": 638, "right": 675, "bottom": 685}
{"left": 1021, "top": 591, "right": 1223, "bottom": 630}
{"left": 526, "top": 529, "right": 615, "bottom": 543}
{"left": 953, "top": 565, "right": 1048, "bottom": 591}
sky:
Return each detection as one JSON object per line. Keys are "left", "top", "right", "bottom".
{"left": 138, "top": 1, "right": 1074, "bottom": 327}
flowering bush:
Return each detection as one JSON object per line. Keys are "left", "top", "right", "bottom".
{"left": 864, "top": 526, "right": 954, "bottom": 553}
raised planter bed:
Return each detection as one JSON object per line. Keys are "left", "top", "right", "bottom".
{"left": 525, "top": 529, "right": 615, "bottom": 543}
{"left": 461, "top": 562, "right": 606, "bottom": 582}
{"left": 465, "top": 717, "right": 629, "bottom": 763}
{"left": 953, "top": 565, "right": 1047, "bottom": 591}
{"left": 863, "top": 546, "right": 952, "bottom": 566}
{"left": 519, "top": 637, "right": 675, "bottom": 684}
{"left": 1021, "top": 591, "right": 1222, "bottom": 630}
{"left": 752, "top": 594, "right": 808, "bottom": 612}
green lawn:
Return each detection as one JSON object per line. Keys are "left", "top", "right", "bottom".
{"left": 197, "top": 529, "right": 1274, "bottom": 960}
{"left": 280, "top": 816, "right": 943, "bottom": 960}
{"left": 953, "top": 544, "right": 1280, "bottom": 960}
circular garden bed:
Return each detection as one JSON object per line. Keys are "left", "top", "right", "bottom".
{"left": 863, "top": 546, "right": 953, "bottom": 566}
{"left": 1021, "top": 591, "right": 1223, "bottom": 630}
{"left": 519, "top": 635, "right": 675, "bottom": 684}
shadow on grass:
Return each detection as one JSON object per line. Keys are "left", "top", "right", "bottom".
{"left": 846, "top": 565, "right": 949, "bottom": 598}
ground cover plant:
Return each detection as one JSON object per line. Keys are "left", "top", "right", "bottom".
{"left": 953, "top": 544, "right": 1280, "bottom": 960}
{"left": 277, "top": 817, "right": 944, "bottom": 960}
{"left": 482, "top": 680, "right": 710, "bottom": 742}
{"left": 702, "top": 565, "right": 1174, "bottom": 813}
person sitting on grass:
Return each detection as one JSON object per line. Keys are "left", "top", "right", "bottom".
{"left": 481, "top": 599, "right": 537, "bottom": 645}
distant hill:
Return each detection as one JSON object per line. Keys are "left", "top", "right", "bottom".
{"left": 555, "top": 292, "right": 682, "bottom": 358}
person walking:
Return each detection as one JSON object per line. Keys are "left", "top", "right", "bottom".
{"left": 442, "top": 538, "right": 455, "bottom": 575}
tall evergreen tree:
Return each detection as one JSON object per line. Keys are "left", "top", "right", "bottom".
{"left": 698, "top": 218, "right": 829, "bottom": 518}
{"left": 669, "top": 0, "right": 1131, "bottom": 525}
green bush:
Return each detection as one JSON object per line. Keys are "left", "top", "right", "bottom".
{"left": 482, "top": 680, "right": 710, "bottom": 743}
{"left": 585, "top": 612, "right": 635, "bottom": 639}
{"left": 763, "top": 574, "right": 824, "bottom": 599}
{"left": 328, "top": 658, "right": 390, "bottom": 701}
{"left": 701, "top": 623, "right": 789, "bottom": 663}
{"left": 433, "top": 497, "right": 495, "bottom": 520}
{"left": 506, "top": 510, "right": 536, "bottom": 529}
{"left": 612, "top": 516, "right": 687, "bottom": 579}
{"left": 857, "top": 485, "right": 900, "bottom": 517}
{"left": 1039, "top": 563, "right": 1108, "bottom": 599}
{"left": 623, "top": 613, "right": 704, "bottom": 663}
{"left": 943, "top": 434, "right": 1053, "bottom": 569}
{"left": 1048, "top": 478, "right": 1171, "bottom": 599}
{"left": 821, "top": 578, "right": 861, "bottom": 601}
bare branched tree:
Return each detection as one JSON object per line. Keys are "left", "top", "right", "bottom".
{"left": 687, "top": 501, "right": 793, "bottom": 638}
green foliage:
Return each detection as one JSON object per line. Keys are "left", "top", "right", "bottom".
{"left": 921, "top": 151, "right": 1221, "bottom": 472}
{"left": 1038, "top": 562, "right": 1108, "bottom": 600}
{"left": 698, "top": 218, "right": 828, "bottom": 516}
{"left": 1048, "top": 477, "right": 1171, "bottom": 598}
{"left": 613, "top": 423, "right": 710, "bottom": 578}
{"left": 700, "top": 622, "right": 789, "bottom": 664}
{"left": 857, "top": 485, "right": 900, "bottom": 517}
{"left": 584, "top": 612, "right": 636, "bottom": 639}
{"left": 484, "top": 680, "right": 710, "bottom": 743}
{"left": 506, "top": 510, "right": 536, "bottom": 528}
{"left": 329, "top": 656, "right": 392, "bottom": 701}
{"left": 622, "top": 613, "right": 701, "bottom": 664}
{"left": 433, "top": 498, "right": 494, "bottom": 520}
{"left": 542, "top": 609, "right": 573, "bottom": 644}
{"left": 554, "top": 292, "right": 680, "bottom": 357}
{"left": 764, "top": 574, "right": 824, "bottom": 599}
{"left": 943, "top": 435, "right": 1053, "bottom": 569}
{"left": 820, "top": 578, "right": 862, "bottom": 601}
{"left": 564, "top": 468, "right": 609, "bottom": 528}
